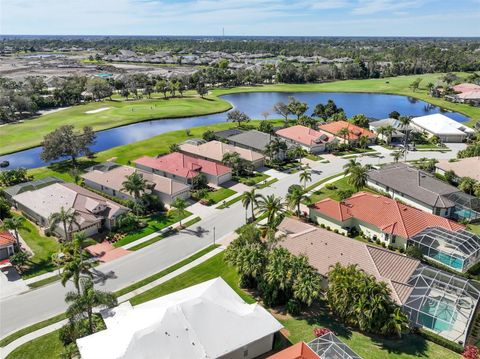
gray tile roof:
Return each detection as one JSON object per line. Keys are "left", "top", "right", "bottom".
{"left": 3, "top": 176, "right": 64, "bottom": 199}
{"left": 213, "top": 129, "right": 245, "bottom": 140}
{"left": 367, "top": 163, "right": 462, "bottom": 208}
{"left": 228, "top": 130, "right": 289, "bottom": 152}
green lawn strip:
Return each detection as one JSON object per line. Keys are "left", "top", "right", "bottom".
{"left": 0, "top": 313, "right": 66, "bottom": 348}
{"left": 6, "top": 330, "right": 64, "bottom": 359}
{"left": 217, "top": 194, "right": 245, "bottom": 209}
{"left": 234, "top": 172, "right": 270, "bottom": 185}
{"left": 307, "top": 176, "right": 377, "bottom": 204}
{"left": 468, "top": 224, "right": 480, "bottom": 236}
{"left": 115, "top": 244, "right": 219, "bottom": 297}
{"left": 212, "top": 72, "right": 480, "bottom": 127}
{"left": 256, "top": 178, "right": 279, "bottom": 189}
{"left": 27, "top": 274, "right": 60, "bottom": 289}
{"left": 305, "top": 154, "right": 324, "bottom": 161}
{"left": 182, "top": 216, "right": 201, "bottom": 228}
{"left": 113, "top": 210, "right": 192, "bottom": 248}
{"left": 206, "top": 187, "right": 236, "bottom": 204}
{"left": 19, "top": 218, "right": 61, "bottom": 279}
{"left": 0, "top": 95, "right": 232, "bottom": 155}
{"left": 305, "top": 173, "right": 343, "bottom": 192}
{"left": 129, "top": 253, "right": 458, "bottom": 359}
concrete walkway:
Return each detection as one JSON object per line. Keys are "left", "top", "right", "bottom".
{"left": 0, "top": 245, "right": 225, "bottom": 357}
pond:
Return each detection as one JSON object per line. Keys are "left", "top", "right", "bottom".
{"left": 0, "top": 92, "right": 470, "bottom": 169}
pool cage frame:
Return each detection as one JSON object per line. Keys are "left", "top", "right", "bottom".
{"left": 308, "top": 332, "right": 362, "bottom": 359}
{"left": 409, "top": 227, "right": 480, "bottom": 272}
{"left": 402, "top": 265, "right": 480, "bottom": 344}
{"left": 443, "top": 192, "right": 480, "bottom": 222}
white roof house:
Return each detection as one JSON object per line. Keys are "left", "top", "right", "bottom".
{"left": 76, "top": 278, "right": 283, "bottom": 359}
{"left": 411, "top": 114, "right": 474, "bottom": 143}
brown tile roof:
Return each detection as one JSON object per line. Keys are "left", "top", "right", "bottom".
{"left": 268, "top": 342, "right": 320, "bottom": 359}
{"left": 0, "top": 232, "right": 15, "bottom": 247}
{"left": 318, "top": 121, "right": 375, "bottom": 140}
{"left": 311, "top": 192, "right": 464, "bottom": 238}
{"left": 275, "top": 125, "right": 336, "bottom": 146}
{"left": 278, "top": 218, "right": 420, "bottom": 305}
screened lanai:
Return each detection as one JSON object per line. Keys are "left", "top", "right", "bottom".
{"left": 409, "top": 227, "right": 480, "bottom": 272}
{"left": 443, "top": 192, "right": 480, "bottom": 222}
{"left": 308, "top": 332, "right": 362, "bottom": 359}
{"left": 403, "top": 265, "right": 480, "bottom": 344}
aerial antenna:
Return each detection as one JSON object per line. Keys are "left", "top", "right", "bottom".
{"left": 222, "top": 27, "right": 225, "bottom": 37}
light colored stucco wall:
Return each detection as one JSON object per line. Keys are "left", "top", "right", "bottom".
{"left": 218, "top": 333, "right": 275, "bottom": 359}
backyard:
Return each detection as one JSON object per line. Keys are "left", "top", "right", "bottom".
{"left": 306, "top": 175, "right": 377, "bottom": 204}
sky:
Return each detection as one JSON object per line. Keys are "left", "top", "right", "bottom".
{"left": 1, "top": 0, "right": 480, "bottom": 37}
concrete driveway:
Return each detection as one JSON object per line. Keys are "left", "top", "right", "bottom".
{"left": 0, "top": 268, "right": 28, "bottom": 299}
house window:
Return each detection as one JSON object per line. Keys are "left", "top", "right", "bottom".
{"left": 243, "top": 349, "right": 248, "bottom": 357}
{"left": 391, "top": 235, "right": 396, "bottom": 244}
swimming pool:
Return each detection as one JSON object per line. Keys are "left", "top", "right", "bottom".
{"left": 419, "top": 298, "right": 457, "bottom": 332}
{"left": 430, "top": 252, "right": 464, "bottom": 270}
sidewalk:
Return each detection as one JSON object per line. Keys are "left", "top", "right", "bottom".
{"left": 0, "top": 245, "right": 226, "bottom": 357}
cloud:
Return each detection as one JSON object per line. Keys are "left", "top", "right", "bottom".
{"left": 351, "top": 0, "right": 425, "bottom": 15}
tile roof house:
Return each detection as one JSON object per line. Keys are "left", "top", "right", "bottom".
{"left": 135, "top": 152, "right": 232, "bottom": 185}
{"left": 310, "top": 191, "right": 464, "bottom": 249}
{"left": 0, "top": 231, "right": 15, "bottom": 260}
{"left": 179, "top": 140, "right": 265, "bottom": 168}
{"left": 435, "top": 157, "right": 480, "bottom": 182}
{"left": 213, "top": 128, "right": 245, "bottom": 140}
{"left": 410, "top": 114, "right": 474, "bottom": 143}
{"left": 3, "top": 176, "right": 63, "bottom": 202}
{"left": 318, "top": 121, "right": 376, "bottom": 144}
{"left": 453, "top": 83, "right": 480, "bottom": 93}
{"left": 368, "top": 118, "right": 413, "bottom": 143}
{"left": 227, "top": 129, "right": 291, "bottom": 159}
{"left": 275, "top": 125, "right": 337, "bottom": 153}
{"left": 82, "top": 163, "right": 191, "bottom": 205}
{"left": 77, "top": 277, "right": 283, "bottom": 359}
{"left": 11, "top": 182, "right": 128, "bottom": 239}
{"left": 367, "top": 163, "right": 480, "bottom": 221}
{"left": 277, "top": 217, "right": 480, "bottom": 344}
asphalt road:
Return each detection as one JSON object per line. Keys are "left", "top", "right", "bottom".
{"left": 0, "top": 144, "right": 464, "bottom": 337}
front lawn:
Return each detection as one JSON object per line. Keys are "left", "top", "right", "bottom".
{"left": 307, "top": 176, "right": 357, "bottom": 204}
{"left": 129, "top": 252, "right": 459, "bottom": 359}
{"left": 113, "top": 209, "right": 192, "bottom": 248}
{"left": 468, "top": 224, "right": 480, "bottom": 236}
{"left": 205, "top": 187, "right": 236, "bottom": 204}
{"left": 7, "top": 330, "right": 63, "bottom": 359}
{"left": 234, "top": 172, "right": 270, "bottom": 186}
{"left": 19, "top": 217, "right": 61, "bottom": 279}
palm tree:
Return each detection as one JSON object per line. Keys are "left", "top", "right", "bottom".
{"left": 390, "top": 151, "right": 402, "bottom": 163}
{"left": 286, "top": 187, "right": 309, "bottom": 217}
{"left": 60, "top": 233, "right": 93, "bottom": 293}
{"left": 343, "top": 159, "right": 360, "bottom": 175}
{"left": 358, "top": 135, "right": 369, "bottom": 149}
{"left": 242, "top": 189, "right": 261, "bottom": 222}
{"left": 398, "top": 116, "right": 412, "bottom": 161}
{"left": 376, "top": 126, "right": 387, "bottom": 142}
{"left": 337, "top": 127, "right": 350, "bottom": 144}
{"left": 49, "top": 207, "right": 79, "bottom": 241}
{"left": 257, "top": 194, "right": 285, "bottom": 229}
{"left": 65, "top": 277, "right": 117, "bottom": 334}
{"left": 299, "top": 168, "right": 312, "bottom": 189}
{"left": 171, "top": 197, "right": 187, "bottom": 227}
{"left": 459, "top": 177, "right": 477, "bottom": 195}
{"left": 383, "top": 125, "right": 395, "bottom": 145}
{"left": 381, "top": 307, "right": 409, "bottom": 338}
{"left": 1, "top": 216, "right": 26, "bottom": 248}
{"left": 121, "top": 172, "right": 148, "bottom": 213}
{"left": 348, "top": 165, "right": 369, "bottom": 192}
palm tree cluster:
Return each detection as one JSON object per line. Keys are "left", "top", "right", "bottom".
{"left": 343, "top": 160, "right": 372, "bottom": 192}
{"left": 49, "top": 206, "right": 79, "bottom": 241}
{"left": 327, "top": 264, "right": 409, "bottom": 338}
{"left": 222, "top": 152, "right": 253, "bottom": 177}
{"left": 225, "top": 225, "right": 322, "bottom": 313}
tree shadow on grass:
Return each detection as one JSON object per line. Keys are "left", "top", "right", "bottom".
{"left": 302, "top": 301, "right": 353, "bottom": 340}
{"left": 46, "top": 159, "right": 99, "bottom": 175}
{"left": 23, "top": 258, "right": 56, "bottom": 278}
{"left": 367, "top": 333, "right": 429, "bottom": 358}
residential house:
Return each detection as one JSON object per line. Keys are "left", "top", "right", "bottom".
{"left": 135, "top": 152, "right": 232, "bottom": 185}
{"left": 453, "top": 83, "right": 480, "bottom": 93}
{"left": 435, "top": 157, "right": 480, "bottom": 182}
{"left": 367, "top": 163, "right": 480, "bottom": 221}
{"left": 0, "top": 231, "right": 15, "bottom": 260}
{"left": 275, "top": 125, "right": 337, "bottom": 154}
{"left": 179, "top": 140, "right": 265, "bottom": 168}
{"left": 227, "top": 129, "right": 291, "bottom": 160}
{"left": 3, "top": 176, "right": 63, "bottom": 202}
{"left": 11, "top": 182, "right": 128, "bottom": 239}
{"left": 318, "top": 121, "right": 376, "bottom": 145}
{"left": 277, "top": 217, "right": 480, "bottom": 344}
{"left": 410, "top": 114, "right": 474, "bottom": 143}
{"left": 368, "top": 118, "right": 413, "bottom": 143}
{"left": 76, "top": 277, "right": 283, "bottom": 359}
{"left": 82, "top": 162, "right": 190, "bottom": 205}
{"left": 213, "top": 128, "right": 245, "bottom": 141}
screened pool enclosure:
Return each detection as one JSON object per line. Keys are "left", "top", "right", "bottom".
{"left": 410, "top": 227, "right": 480, "bottom": 272}
{"left": 403, "top": 265, "right": 480, "bottom": 344}
{"left": 308, "top": 332, "right": 362, "bottom": 359}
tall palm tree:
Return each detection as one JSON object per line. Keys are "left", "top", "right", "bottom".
{"left": 343, "top": 159, "right": 360, "bottom": 175}
{"left": 299, "top": 168, "right": 312, "bottom": 189}
{"left": 337, "top": 127, "right": 350, "bottom": 144}
{"left": 376, "top": 126, "right": 387, "bottom": 142}
{"left": 65, "top": 277, "right": 117, "bottom": 334}
{"left": 242, "top": 189, "right": 261, "bottom": 222}
{"left": 257, "top": 194, "right": 285, "bottom": 229}
{"left": 383, "top": 125, "right": 395, "bottom": 145}
{"left": 2, "top": 216, "right": 26, "bottom": 248}
{"left": 171, "top": 197, "right": 187, "bottom": 227}
{"left": 49, "top": 207, "right": 79, "bottom": 241}
{"left": 358, "top": 135, "right": 369, "bottom": 149}
{"left": 459, "top": 177, "right": 477, "bottom": 195}
{"left": 60, "top": 233, "right": 93, "bottom": 293}
{"left": 286, "top": 187, "right": 309, "bottom": 217}
{"left": 398, "top": 116, "right": 412, "bottom": 161}
{"left": 121, "top": 172, "right": 148, "bottom": 214}
{"left": 348, "top": 165, "right": 369, "bottom": 192}
{"left": 390, "top": 151, "right": 402, "bottom": 163}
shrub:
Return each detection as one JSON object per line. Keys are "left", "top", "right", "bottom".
{"left": 325, "top": 183, "right": 337, "bottom": 190}
{"left": 313, "top": 327, "right": 332, "bottom": 338}
{"left": 399, "top": 248, "right": 405, "bottom": 253}
{"left": 333, "top": 229, "right": 339, "bottom": 233}
{"left": 320, "top": 224, "right": 325, "bottom": 228}
{"left": 326, "top": 226, "right": 331, "bottom": 231}
{"left": 286, "top": 299, "right": 301, "bottom": 316}
{"left": 417, "top": 328, "right": 463, "bottom": 353}
{"left": 405, "top": 245, "right": 423, "bottom": 260}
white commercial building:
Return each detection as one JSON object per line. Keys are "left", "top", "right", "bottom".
{"left": 77, "top": 277, "right": 283, "bottom": 359}
{"left": 410, "top": 114, "right": 474, "bottom": 143}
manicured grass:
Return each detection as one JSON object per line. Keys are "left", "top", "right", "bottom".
{"left": 113, "top": 210, "right": 192, "bottom": 248}
{"left": 305, "top": 154, "right": 324, "bottom": 161}
{"left": 19, "top": 218, "right": 61, "bottom": 279}
{"left": 205, "top": 187, "right": 236, "bottom": 204}
{"left": 0, "top": 313, "right": 66, "bottom": 348}
{"left": 307, "top": 176, "right": 376, "bottom": 204}
{"left": 305, "top": 173, "right": 343, "bottom": 192}
{"left": 336, "top": 148, "right": 377, "bottom": 156}
{"left": 468, "top": 224, "right": 480, "bottom": 236}
{"left": 256, "top": 177, "right": 279, "bottom": 189}
{"left": 0, "top": 94, "right": 232, "bottom": 155}
{"left": 6, "top": 330, "right": 64, "bottom": 359}
{"left": 217, "top": 194, "right": 245, "bottom": 209}
{"left": 234, "top": 172, "right": 270, "bottom": 185}
{"left": 128, "top": 253, "right": 459, "bottom": 359}
{"left": 182, "top": 216, "right": 201, "bottom": 228}
{"left": 213, "top": 72, "right": 480, "bottom": 127}
{"left": 27, "top": 274, "right": 60, "bottom": 289}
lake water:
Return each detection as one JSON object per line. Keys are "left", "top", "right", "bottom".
{"left": 0, "top": 92, "right": 470, "bottom": 169}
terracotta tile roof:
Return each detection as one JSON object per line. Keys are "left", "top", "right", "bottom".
{"left": 268, "top": 342, "right": 320, "bottom": 359}
{"left": 318, "top": 121, "right": 375, "bottom": 140}
{"left": 179, "top": 140, "right": 264, "bottom": 163}
{"left": 275, "top": 125, "right": 336, "bottom": 146}
{"left": 0, "top": 232, "right": 15, "bottom": 247}
{"left": 278, "top": 218, "right": 420, "bottom": 305}
{"left": 135, "top": 152, "right": 231, "bottom": 178}
{"left": 453, "top": 83, "right": 480, "bottom": 94}
{"left": 311, "top": 192, "right": 464, "bottom": 238}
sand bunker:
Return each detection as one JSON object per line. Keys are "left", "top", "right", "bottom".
{"left": 85, "top": 107, "right": 111, "bottom": 114}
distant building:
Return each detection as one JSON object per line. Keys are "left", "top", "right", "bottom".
{"left": 435, "top": 157, "right": 480, "bottom": 182}
{"left": 410, "top": 114, "right": 474, "bottom": 143}
{"left": 0, "top": 231, "right": 15, "bottom": 260}
{"left": 318, "top": 121, "right": 376, "bottom": 144}
{"left": 275, "top": 125, "right": 337, "bottom": 153}
{"left": 76, "top": 277, "right": 283, "bottom": 359}
{"left": 228, "top": 130, "right": 291, "bottom": 160}
{"left": 368, "top": 118, "right": 413, "bottom": 143}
